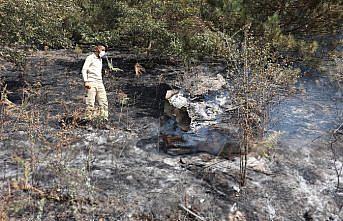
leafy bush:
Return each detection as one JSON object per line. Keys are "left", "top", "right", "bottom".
{"left": 116, "top": 6, "right": 174, "bottom": 53}
{"left": 0, "top": 0, "right": 340, "bottom": 59}
{"left": 0, "top": 0, "right": 80, "bottom": 48}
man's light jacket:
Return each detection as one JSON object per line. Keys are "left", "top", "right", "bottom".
{"left": 82, "top": 53, "right": 103, "bottom": 83}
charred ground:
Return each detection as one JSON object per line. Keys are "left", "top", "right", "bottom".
{"left": 0, "top": 49, "right": 342, "bottom": 220}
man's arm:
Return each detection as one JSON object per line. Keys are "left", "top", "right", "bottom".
{"left": 82, "top": 55, "right": 92, "bottom": 82}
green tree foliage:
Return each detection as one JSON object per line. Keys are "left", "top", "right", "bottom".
{"left": 0, "top": 0, "right": 341, "bottom": 57}
{"left": 0, "top": 0, "right": 80, "bottom": 48}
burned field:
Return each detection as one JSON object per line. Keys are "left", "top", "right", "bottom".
{"left": 0, "top": 50, "right": 342, "bottom": 220}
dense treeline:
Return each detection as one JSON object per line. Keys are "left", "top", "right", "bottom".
{"left": 0, "top": 0, "right": 341, "bottom": 58}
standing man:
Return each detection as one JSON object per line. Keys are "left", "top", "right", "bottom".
{"left": 82, "top": 45, "right": 108, "bottom": 121}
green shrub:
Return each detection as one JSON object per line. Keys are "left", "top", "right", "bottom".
{"left": 0, "top": 0, "right": 80, "bottom": 48}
